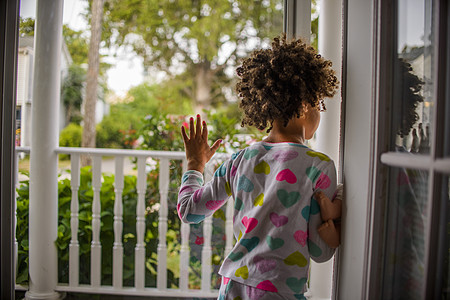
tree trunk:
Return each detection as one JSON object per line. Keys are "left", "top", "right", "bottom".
{"left": 81, "top": 0, "right": 104, "bottom": 166}
{"left": 194, "top": 62, "right": 213, "bottom": 115}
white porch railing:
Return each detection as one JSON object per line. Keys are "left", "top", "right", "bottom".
{"left": 15, "top": 146, "right": 232, "bottom": 299}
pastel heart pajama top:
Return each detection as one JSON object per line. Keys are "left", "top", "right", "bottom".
{"left": 177, "top": 141, "right": 337, "bottom": 296}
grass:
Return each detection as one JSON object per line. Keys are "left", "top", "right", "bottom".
{"left": 18, "top": 156, "right": 72, "bottom": 174}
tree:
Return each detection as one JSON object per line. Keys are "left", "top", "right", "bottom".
{"left": 63, "top": 26, "right": 90, "bottom": 66}
{"left": 62, "top": 65, "right": 85, "bottom": 125}
{"left": 82, "top": 0, "right": 105, "bottom": 165}
{"left": 102, "top": 0, "right": 283, "bottom": 113}
{"left": 19, "top": 17, "right": 35, "bottom": 36}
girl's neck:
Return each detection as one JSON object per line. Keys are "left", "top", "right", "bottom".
{"left": 264, "top": 119, "right": 306, "bottom": 144}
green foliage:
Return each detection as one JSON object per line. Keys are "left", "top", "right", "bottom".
{"left": 16, "top": 109, "right": 265, "bottom": 290}
{"left": 95, "top": 81, "right": 193, "bottom": 150}
{"left": 95, "top": 116, "right": 133, "bottom": 149}
{"left": 100, "top": 0, "right": 283, "bottom": 110}
{"left": 63, "top": 26, "right": 89, "bottom": 66}
{"left": 138, "top": 114, "right": 187, "bottom": 152}
{"left": 310, "top": 0, "right": 319, "bottom": 50}
{"left": 62, "top": 65, "right": 85, "bottom": 125}
{"left": 59, "top": 121, "right": 132, "bottom": 151}
{"left": 137, "top": 109, "right": 266, "bottom": 154}
{"left": 16, "top": 166, "right": 181, "bottom": 287}
{"left": 103, "top": 0, "right": 283, "bottom": 68}
{"left": 60, "top": 123, "right": 83, "bottom": 148}
{"left": 127, "top": 81, "right": 193, "bottom": 116}
{"left": 205, "top": 107, "right": 244, "bottom": 152}
{"left": 19, "top": 17, "right": 35, "bottom": 36}
{"left": 59, "top": 123, "right": 82, "bottom": 161}
{"left": 15, "top": 177, "right": 30, "bottom": 284}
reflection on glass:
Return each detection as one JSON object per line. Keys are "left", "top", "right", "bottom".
{"left": 392, "top": 0, "right": 433, "bottom": 154}
{"left": 382, "top": 167, "right": 428, "bottom": 300}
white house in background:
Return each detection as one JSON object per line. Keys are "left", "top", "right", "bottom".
{"left": 16, "top": 35, "right": 72, "bottom": 146}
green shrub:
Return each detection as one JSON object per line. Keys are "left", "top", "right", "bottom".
{"left": 59, "top": 123, "right": 82, "bottom": 160}
{"left": 59, "top": 123, "right": 82, "bottom": 148}
{"left": 96, "top": 116, "right": 132, "bottom": 149}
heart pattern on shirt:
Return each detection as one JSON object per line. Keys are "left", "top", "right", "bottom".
{"left": 241, "top": 237, "right": 260, "bottom": 252}
{"left": 186, "top": 214, "right": 205, "bottom": 223}
{"left": 225, "top": 181, "right": 232, "bottom": 196}
{"left": 266, "top": 236, "right": 284, "bottom": 250}
{"left": 193, "top": 188, "right": 203, "bottom": 203}
{"left": 237, "top": 175, "right": 254, "bottom": 192}
{"left": 253, "top": 255, "right": 277, "bottom": 273}
{"left": 315, "top": 173, "right": 331, "bottom": 189}
{"left": 254, "top": 161, "right": 270, "bottom": 175}
{"left": 269, "top": 212, "right": 288, "bottom": 227}
{"left": 294, "top": 230, "right": 308, "bottom": 247}
{"left": 244, "top": 149, "right": 259, "bottom": 160}
{"left": 256, "top": 280, "right": 278, "bottom": 292}
{"left": 253, "top": 193, "right": 264, "bottom": 206}
{"left": 277, "top": 189, "right": 301, "bottom": 208}
{"left": 234, "top": 197, "right": 244, "bottom": 211}
{"left": 242, "top": 216, "right": 258, "bottom": 233}
{"left": 306, "top": 166, "right": 321, "bottom": 183}
{"left": 235, "top": 265, "right": 249, "bottom": 279}
{"left": 286, "top": 277, "right": 307, "bottom": 293}
{"left": 215, "top": 163, "right": 227, "bottom": 177}
{"left": 276, "top": 169, "right": 297, "bottom": 184}
{"left": 283, "top": 251, "right": 307, "bottom": 268}
{"left": 205, "top": 199, "right": 226, "bottom": 210}
{"left": 272, "top": 150, "right": 299, "bottom": 162}
{"left": 308, "top": 240, "right": 323, "bottom": 257}
{"left": 228, "top": 251, "right": 244, "bottom": 262}
{"left": 306, "top": 150, "right": 330, "bottom": 161}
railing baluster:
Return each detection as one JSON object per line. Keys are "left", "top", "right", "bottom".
{"left": 135, "top": 156, "right": 146, "bottom": 289}
{"left": 69, "top": 154, "right": 80, "bottom": 287}
{"left": 225, "top": 198, "right": 234, "bottom": 257}
{"left": 201, "top": 162, "right": 214, "bottom": 292}
{"left": 113, "top": 156, "right": 124, "bottom": 289}
{"left": 91, "top": 155, "right": 102, "bottom": 287}
{"left": 157, "top": 158, "right": 169, "bottom": 290}
{"left": 179, "top": 159, "right": 190, "bottom": 291}
{"left": 21, "top": 147, "right": 225, "bottom": 297}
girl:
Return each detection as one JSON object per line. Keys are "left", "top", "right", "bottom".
{"left": 177, "top": 35, "right": 340, "bottom": 300}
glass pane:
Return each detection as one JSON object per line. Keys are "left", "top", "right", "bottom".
{"left": 381, "top": 167, "right": 428, "bottom": 300}
{"left": 392, "top": 0, "right": 434, "bottom": 154}
{"left": 441, "top": 176, "right": 450, "bottom": 298}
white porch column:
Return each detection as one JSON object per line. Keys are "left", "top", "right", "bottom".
{"left": 311, "top": 1, "right": 343, "bottom": 300}
{"left": 26, "top": 1, "right": 63, "bottom": 300}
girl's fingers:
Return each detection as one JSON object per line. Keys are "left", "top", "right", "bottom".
{"left": 189, "top": 117, "right": 195, "bottom": 139}
{"left": 210, "top": 139, "right": 222, "bottom": 154}
{"left": 195, "top": 114, "right": 202, "bottom": 138}
{"left": 181, "top": 125, "right": 188, "bottom": 142}
{"left": 202, "top": 121, "right": 208, "bottom": 140}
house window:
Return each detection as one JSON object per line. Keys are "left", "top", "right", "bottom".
{"left": 372, "top": 0, "right": 450, "bottom": 299}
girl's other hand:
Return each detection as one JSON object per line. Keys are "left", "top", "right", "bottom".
{"left": 181, "top": 114, "right": 222, "bottom": 173}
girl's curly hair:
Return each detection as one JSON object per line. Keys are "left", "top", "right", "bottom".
{"left": 236, "top": 34, "right": 339, "bottom": 132}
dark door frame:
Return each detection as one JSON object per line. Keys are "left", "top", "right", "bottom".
{"left": 1, "top": 0, "right": 20, "bottom": 299}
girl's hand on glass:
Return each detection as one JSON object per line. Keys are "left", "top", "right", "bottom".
{"left": 181, "top": 114, "right": 222, "bottom": 173}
